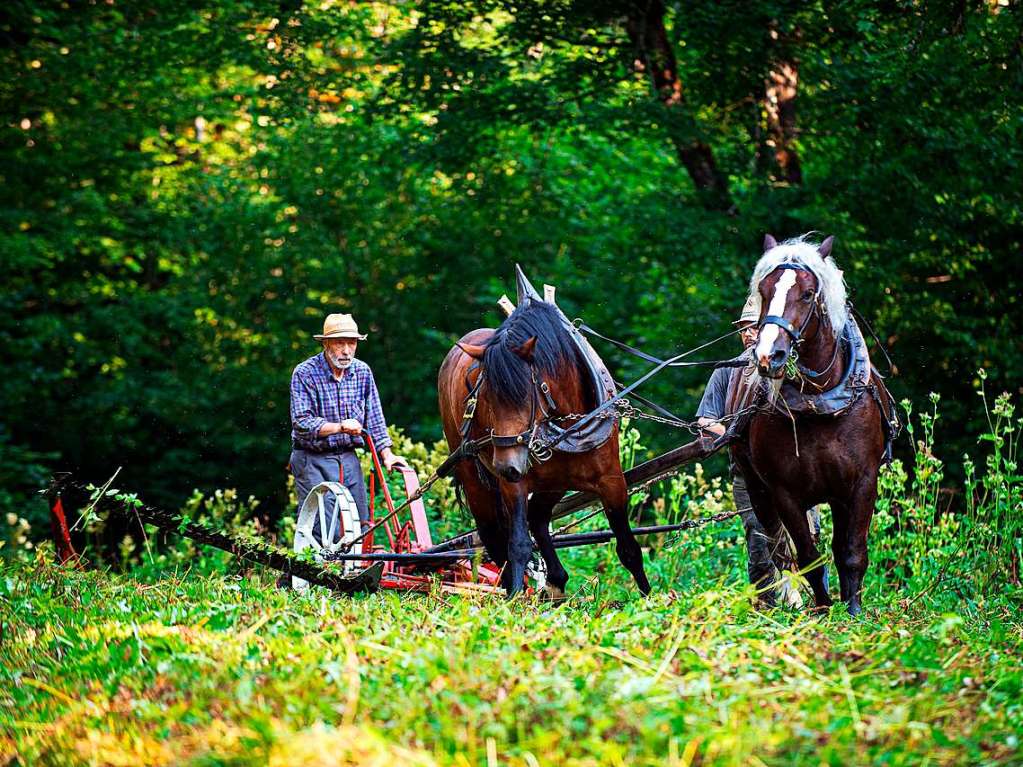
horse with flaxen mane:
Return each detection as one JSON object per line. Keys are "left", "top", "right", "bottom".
{"left": 727, "top": 234, "right": 898, "bottom": 615}
{"left": 437, "top": 270, "right": 650, "bottom": 598}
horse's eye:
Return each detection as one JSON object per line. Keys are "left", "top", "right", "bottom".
{"left": 801, "top": 290, "right": 814, "bottom": 302}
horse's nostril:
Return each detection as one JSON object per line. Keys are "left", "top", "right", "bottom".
{"left": 771, "top": 348, "right": 787, "bottom": 365}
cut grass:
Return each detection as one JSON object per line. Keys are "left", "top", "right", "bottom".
{"left": 2, "top": 536, "right": 1021, "bottom": 766}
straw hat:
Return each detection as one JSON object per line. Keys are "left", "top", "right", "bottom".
{"left": 733, "top": 295, "right": 760, "bottom": 327}
{"left": 314, "top": 313, "right": 367, "bottom": 341}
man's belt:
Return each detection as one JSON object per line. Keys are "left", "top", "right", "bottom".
{"left": 292, "top": 443, "right": 358, "bottom": 455}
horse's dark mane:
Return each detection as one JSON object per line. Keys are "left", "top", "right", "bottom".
{"left": 483, "top": 300, "right": 584, "bottom": 408}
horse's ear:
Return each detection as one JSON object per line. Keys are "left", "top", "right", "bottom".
{"left": 513, "top": 336, "right": 537, "bottom": 362}
{"left": 818, "top": 235, "right": 834, "bottom": 259}
{"left": 457, "top": 342, "right": 486, "bottom": 359}
{"left": 763, "top": 234, "right": 778, "bottom": 251}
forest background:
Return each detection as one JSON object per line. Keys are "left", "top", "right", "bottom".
{"left": 2, "top": 0, "right": 1021, "bottom": 524}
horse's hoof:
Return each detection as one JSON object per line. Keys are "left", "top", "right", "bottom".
{"left": 753, "top": 596, "right": 777, "bottom": 612}
{"left": 540, "top": 583, "right": 567, "bottom": 603}
{"left": 846, "top": 601, "right": 863, "bottom": 617}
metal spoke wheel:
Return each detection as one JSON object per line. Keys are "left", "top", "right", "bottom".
{"left": 292, "top": 481, "right": 362, "bottom": 590}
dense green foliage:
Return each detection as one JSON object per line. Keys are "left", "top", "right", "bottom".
{"left": 1, "top": 2, "right": 1021, "bottom": 520}
{"left": 2, "top": 390, "right": 1020, "bottom": 764}
{"left": 2, "top": 4, "right": 1021, "bottom": 763}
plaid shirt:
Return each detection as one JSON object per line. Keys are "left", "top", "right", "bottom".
{"left": 290, "top": 353, "right": 393, "bottom": 452}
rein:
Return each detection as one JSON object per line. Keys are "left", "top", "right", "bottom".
{"left": 796, "top": 328, "right": 843, "bottom": 382}
{"left": 448, "top": 319, "right": 754, "bottom": 477}
{"left": 539, "top": 324, "right": 749, "bottom": 454}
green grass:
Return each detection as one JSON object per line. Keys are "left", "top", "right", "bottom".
{"left": 1, "top": 385, "right": 1021, "bottom": 766}
{"left": 2, "top": 531, "right": 1021, "bottom": 766}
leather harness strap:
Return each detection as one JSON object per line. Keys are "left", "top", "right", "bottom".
{"left": 755, "top": 263, "right": 851, "bottom": 385}
{"left": 452, "top": 359, "right": 563, "bottom": 468}
{"left": 758, "top": 263, "right": 823, "bottom": 345}
{"left": 760, "top": 314, "right": 803, "bottom": 342}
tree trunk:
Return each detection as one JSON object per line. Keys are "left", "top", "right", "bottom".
{"left": 625, "top": 0, "right": 731, "bottom": 210}
{"left": 764, "top": 24, "right": 802, "bottom": 185}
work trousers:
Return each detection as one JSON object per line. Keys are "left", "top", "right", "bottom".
{"left": 732, "top": 472, "right": 824, "bottom": 606}
{"left": 290, "top": 448, "right": 370, "bottom": 534}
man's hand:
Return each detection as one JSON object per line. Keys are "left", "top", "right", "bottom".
{"left": 318, "top": 419, "right": 364, "bottom": 438}
{"left": 697, "top": 417, "right": 725, "bottom": 450}
{"left": 381, "top": 448, "right": 408, "bottom": 472}
{"left": 339, "top": 419, "right": 363, "bottom": 435}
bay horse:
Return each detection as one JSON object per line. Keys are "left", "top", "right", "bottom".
{"left": 728, "top": 234, "right": 895, "bottom": 615}
{"left": 437, "top": 279, "right": 651, "bottom": 598}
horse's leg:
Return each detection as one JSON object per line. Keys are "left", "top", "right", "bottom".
{"left": 457, "top": 467, "right": 508, "bottom": 569}
{"left": 527, "top": 491, "right": 569, "bottom": 599}
{"left": 477, "top": 519, "right": 508, "bottom": 571}
{"left": 831, "top": 477, "right": 878, "bottom": 616}
{"left": 597, "top": 473, "right": 651, "bottom": 595}
{"left": 773, "top": 491, "right": 832, "bottom": 608}
{"left": 499, "top": 482, "right": 532, "bottom": 597}
{"left": 829, "top": 499, "right": 853, "bottom": 603}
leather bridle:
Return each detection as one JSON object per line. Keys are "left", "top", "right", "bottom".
{"left": 457, "top": 361, "right": 561, "bottom": 464}
{"left": 758, "top": 263, "right": 823, "bottom": 344}
{"left": 757, "top": 263, "right": 842, "bottom": 381}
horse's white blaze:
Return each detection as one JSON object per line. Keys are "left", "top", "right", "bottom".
{"left": 746, "top": 235, "right": 848, "bottom": 336}
{"left": 756, "top": 269, "right": 797, "bottom": 367}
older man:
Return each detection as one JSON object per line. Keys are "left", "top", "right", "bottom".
{"left": 290, "top": 313, "right": 405, "bottom": 532}
{"left": 696, "top": 298, "right": 823, "bottom": 607}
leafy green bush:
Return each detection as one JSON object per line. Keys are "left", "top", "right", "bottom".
{"left": 872, "top": 375, "right": 1021, "bottom": 608}
{"left": 964, "top": 372, "right": 1022, "bottom": 593}
{"left": 356, "top": 426, "right": 470, "bottom": 542}
{"left": 0, "top": 426, "right": 56, "bottom": 539}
